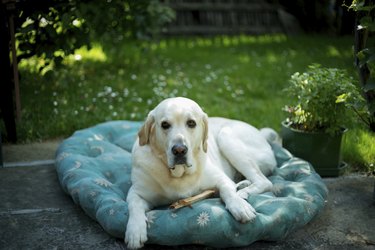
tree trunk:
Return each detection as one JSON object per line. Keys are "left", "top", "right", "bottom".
{"left": 354, "top": 0, "right": 375, "bottom": 132}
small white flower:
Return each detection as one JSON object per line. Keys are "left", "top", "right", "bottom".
{"left": 74, "top": 54, "right": 82, "bottom": 61}
{"left": 197, "top": 211, "right": 210, "bottom": 227}
{"left": 93, "top": 134, "right": 104, "bottom": 141}
{"left": 94, "top": 178, "right": 112, "bottom": 187}
{"left": 109, "top": 209, "right": 115, "bottom": 216}
{"left": 304, "top": 194, "right": 314, "bottom": 202}
{"left": 146, "top": 211, "right": 157, "bottom": 228}
{"left": 74, "top": 161, "right": 82, "bottom": 169}
{"left": 56, "top": 152, "right": 71, "bottom": 163}
{"left": 306, "top": 205, "right": 314, "bottom": 216}
{"left": 272, "top": 184, "right": 283, "bottom": 195}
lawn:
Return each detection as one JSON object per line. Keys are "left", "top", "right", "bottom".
{"left": 14, "top": 34, "right": 375, "bottom": 173}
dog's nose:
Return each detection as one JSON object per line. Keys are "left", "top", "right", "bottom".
{"left": 172, "top": 143, "right": 188, "bottom": 156}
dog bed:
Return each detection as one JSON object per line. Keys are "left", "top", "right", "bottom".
{"left": 55, "top": 120, "right": 328, "bottom": 247}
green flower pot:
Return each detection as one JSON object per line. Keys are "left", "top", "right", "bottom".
{"left": 281, "top": 121, "right": 347, "bottom": 177}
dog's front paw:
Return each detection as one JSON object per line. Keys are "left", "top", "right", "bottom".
{"left": 125, "top": 220, "right": 147, "bottom": 249}
{"left": 237, "top": 179, "right": 273, "bottom": 199}
{"left": 226, "top": 196, "right": 256, "bottom": 223}
{"left": 237, "top": 187, "right": 254, "bottom": 199}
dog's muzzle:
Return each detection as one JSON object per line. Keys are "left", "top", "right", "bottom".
{"left": 171, "top": 143, "right": 189, "bottom": 167}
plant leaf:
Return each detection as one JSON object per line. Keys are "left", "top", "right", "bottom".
{"left": 336, "top": 93, "right": 348, "bottom": 103}
{"left": 358, "top": 48, "right": 375, "bottom": 67}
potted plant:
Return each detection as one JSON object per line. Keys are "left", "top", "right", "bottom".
{"left": 281, "top": 64, "right": 365, "bottom": 177}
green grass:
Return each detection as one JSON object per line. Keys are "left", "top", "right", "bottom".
{"left": 10, "top": 34, "right": 375, "bottom": 174}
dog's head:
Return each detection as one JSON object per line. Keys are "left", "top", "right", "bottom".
{"left": 138, "top": 97, "right": 208, "bottom": 178}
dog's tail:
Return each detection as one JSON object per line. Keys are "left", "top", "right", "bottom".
{"left": 260, "top": 128, "right": 281, "bottom": 146}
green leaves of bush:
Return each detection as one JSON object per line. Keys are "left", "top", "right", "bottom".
{"left": 15, "top": 0, "right": 175, "bottom": 71}
{"left": 284, "top": 64, "right": 365, "bottom": 135}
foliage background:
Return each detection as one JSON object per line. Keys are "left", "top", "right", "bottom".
{"left": 1, "top": 0, "right": 374, "bottom": 174}
{"left": 14, "top": 0, "right": 175, "bottom": 70}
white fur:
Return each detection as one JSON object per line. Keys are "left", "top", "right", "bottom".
{"left": 125, "top": 97, "right": 277, "bottom": 249}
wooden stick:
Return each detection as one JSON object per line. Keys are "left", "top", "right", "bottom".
{"left": 169, "top": 189, "right": 216, "bottom": 209}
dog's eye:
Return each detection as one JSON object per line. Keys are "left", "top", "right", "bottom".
{"left": 187, "top": 119, "right": 196, "bottom": 128}
{"left": 161, "top": 121, "right": 171, "bottom": 130}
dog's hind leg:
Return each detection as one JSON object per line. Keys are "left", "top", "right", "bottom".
{"left": 217, "top": 124, "right": 275, "bottom": 199}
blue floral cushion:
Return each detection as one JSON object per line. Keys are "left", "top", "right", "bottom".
{"left": 55, "top": 120, "right": 328, "bottom": 247}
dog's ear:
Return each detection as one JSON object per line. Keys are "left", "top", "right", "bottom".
{"left": 138, "top": 111, "right": 155, "bottom": 146}
{"left": 202, "top": 113, "right": 208, "bottom": 153}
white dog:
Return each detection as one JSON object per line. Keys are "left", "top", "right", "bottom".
{"left": 125, "top": 97, "right": 277, "bottom": 249}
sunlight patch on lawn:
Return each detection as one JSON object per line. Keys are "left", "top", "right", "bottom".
{"left": 18, "top": 56, "right": 53, "bottom": 75}
{"left": 342, "top": 128, "right": 375, "bottom": 174}
{"left": 18, "top": 45, "right": 107, "bottom": 75}
{"left": 150, "top": 34, "right": 288, "bottom": 50}
{"left": 238, "top": 55, "right": 251, "bottom": 63}
{"left": 266, "top": 51, "right": 278, "bottom": 63}
{"left": 65, "top": 45, "right": 107, "bottom": 64}
{"left": 326, "top": 45, "right": 341, "bottom": 57}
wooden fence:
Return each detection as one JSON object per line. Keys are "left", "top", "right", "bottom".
{"left": 163, "top": 0, "right": 300, "bottom": 35}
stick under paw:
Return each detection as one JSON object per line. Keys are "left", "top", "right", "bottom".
{"left": 169, "top": 189, "right": 217, "bottom": 209}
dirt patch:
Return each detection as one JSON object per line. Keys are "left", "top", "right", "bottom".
{"left": 2, "top": 139, "right": 62, "bottom": 162}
